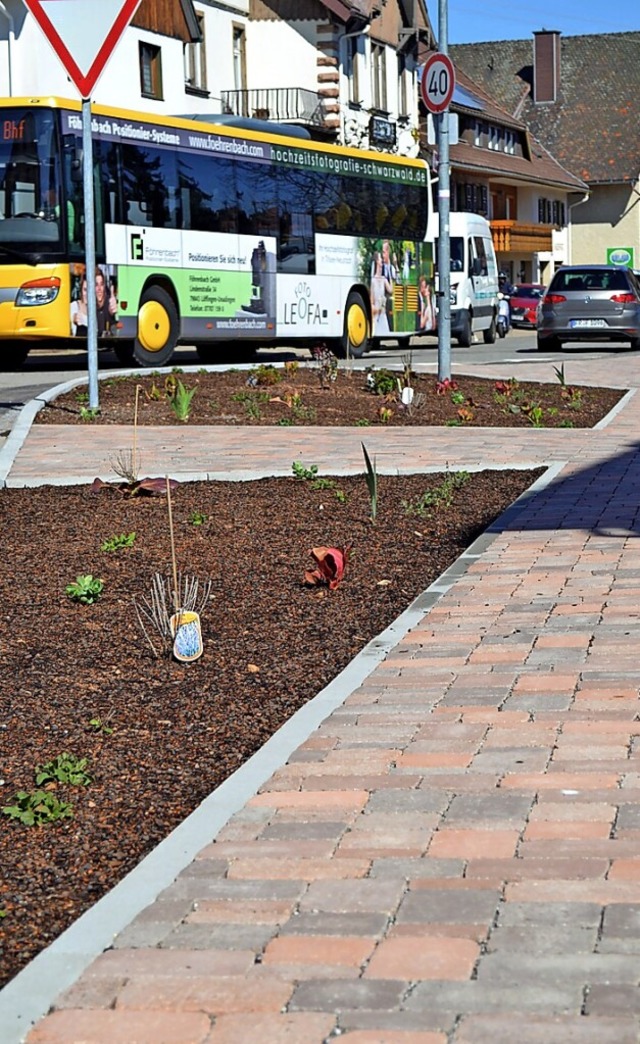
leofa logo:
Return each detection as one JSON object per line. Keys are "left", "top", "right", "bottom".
{"left": 282, "top": 281, "right": 327, "bottom": 327}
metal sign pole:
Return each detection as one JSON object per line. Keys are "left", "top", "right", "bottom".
{"left": 82, "top": 97, "right": 99, "bottom": 411}
{"left": 437, "top": 0, "right": 451, "bottom": 382}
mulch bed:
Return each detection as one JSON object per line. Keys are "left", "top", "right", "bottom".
{"left": 33, "top": 364, "right": 626, "bottom": 429}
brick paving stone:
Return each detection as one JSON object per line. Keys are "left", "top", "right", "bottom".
{"left": 365, "top": 790, "right": 451, "bottom": 814}
{"left": 299, "top": 878, "right": 406, "bottom": 915}
{"left": 395, "top": 888, "right": 501, "bottom": 926}
{"left": 86, "top": 949, "right": 256, "bottom": 978}
{"left": 475, "top": 952, "right": 640, "bottom": 986}
{"left": 583, "top": 984, "right": 640, "bottom": 1015}
{"left": 186, "top": 899, "right": 295, "bottom": 925}
{"left": 405, "top": 981, "right": 582, "bottom": 1016}
{"left": 364, "top": 936, "right": 478, "bottom": 980}
{"left": 158, "top": 924, "right": 276, "bottom": 950}
{"left": 427, "top": 829, "right": 519, "bottom": 859}
{"left": 451, "top": 1014, "right": 640, "bottom": 1043}
{"left": 486, "top": 923, "right": 598, "bottom": 954}
{"left": 289, "top": 979, "right": 405, "bottom": 1013}
{"left": 523, "top": 820, "right": 611, "bottom": 840}
{"left": 205, "top": 1012, "right": 337, "bottom": 1043}
{"left": 262, "top": 935, "right": 374, "bottom": 968}
{"left": 336, "top": 1032, "right": 447, "bottom": 1043}
{"left": 497, "top": 901, "right": 602, "bottom": 929}
{"left": 465, "top": 857, "right": 609, "bottom": 880}
{"left": 115, "top": 974, "right": 294, "bottom": 1014}
{"left": 280, "top": 911, "right": 390, "bottom": 937}
{"left": 369, "top": 857, "right": 465, "bottom": 880}
{"left": 227, "top": 856, "right": 371, "bottom": 880}
{"left": 26, "top": 1010, "right": 212, "bottom": 1043}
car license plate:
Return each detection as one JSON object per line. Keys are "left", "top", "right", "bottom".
{"left": 569, "top": 318, "right": 606, "bottom": 328}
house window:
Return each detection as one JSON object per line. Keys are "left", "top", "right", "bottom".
{"left": 504, "top": 129, "right": 515, "bottom": 154}
{"left": 347, "top": 35, "right": 361, "bottom": 104}
{"left": 140, "top": 42, "right": 163, "bottom": 100}
{"left": 538, "top": 198, "right": 553, "bottom": 223}
{"left": 371, "top": 42, "right": 387, "bottom": 111}
{"left": 397, "top": 53, "right": 409, "bottom": 116}
{"left": 233, "top": 25, "right": 247, "bottom": 93}
{"left": 185, "top": 11, "right": 207, "bottom": 93}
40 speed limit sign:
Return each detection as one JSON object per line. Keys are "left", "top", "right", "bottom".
{"left": 421, "top": 52, "right": 456, "bottom": 113}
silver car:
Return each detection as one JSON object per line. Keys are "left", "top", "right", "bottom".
{"left": 537, "top": 265, "right": 640, "bottom": 350}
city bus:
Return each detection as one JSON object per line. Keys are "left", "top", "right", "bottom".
{"left": 0, "top": 97, "right": 434, "bottom": 368}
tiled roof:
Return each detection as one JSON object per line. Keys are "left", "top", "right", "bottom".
{"left": 430, "top": 66, "right": 587, "bottom": 192}
{"left": 449, "top": 32, "right": 640, "bottom": 184}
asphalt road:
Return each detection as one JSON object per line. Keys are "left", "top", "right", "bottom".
{"left": 1, "top": 327, "right": 638, "bottom": 441}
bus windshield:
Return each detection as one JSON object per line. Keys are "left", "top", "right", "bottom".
{"left": 0, "top": 107, "right": 64, "bottom": 250}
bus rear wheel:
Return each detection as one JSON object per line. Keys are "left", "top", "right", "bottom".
{"left": 336, "top": 291, "right": 370, "bottom": 359}
{"left": 134, "top": 286, "right": 179, "bottom": 367}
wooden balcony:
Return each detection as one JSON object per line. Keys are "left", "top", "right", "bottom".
{"left": 220, "top": 87, "right": 325, "bottom": 128}
{"left": 490, "top": 220, "right": 554, "bottom": 253}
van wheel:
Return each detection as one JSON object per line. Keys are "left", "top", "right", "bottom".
{"left": 134, "top": 286, "right": 179, "bottom": 367}
{"left": 336, "top": 291, "right": 370, "bottom": 359}
{"left": 483, "top": 316, "right": 497, "bottom": 344}
{"left": 457, "top": 311, "right": 472, "bottom": 348}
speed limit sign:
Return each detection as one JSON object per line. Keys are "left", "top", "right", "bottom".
{"left": 421, "top": 52, "right": 456, "bottom": 113}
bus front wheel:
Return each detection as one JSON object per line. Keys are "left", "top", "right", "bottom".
{"left": 134, "top": 286, "right": 179, "bottom": 367}
{"left": 336, "top": 291, "right": 370, "bottom": 359}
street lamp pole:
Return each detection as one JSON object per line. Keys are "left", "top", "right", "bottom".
{"left": 437, "top": 0, "right": 451, "bottom": 382}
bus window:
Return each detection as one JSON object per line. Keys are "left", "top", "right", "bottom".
{"left": 121, "top": 142, "right": 178, "bottom": 228}
{"left": 179, "top": 153, "right": 237, "bottom": 233}
{"left": 236, "top": 159, "right": 278, "bottom": 237}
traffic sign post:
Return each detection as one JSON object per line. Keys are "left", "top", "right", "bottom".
{"left": 421, "top": 49, "right": 456, "bottom": 382}
{"left": 22, "top": 0, "right": 142, "bottom": 409}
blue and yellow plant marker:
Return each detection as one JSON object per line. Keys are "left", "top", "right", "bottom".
{"left": 170, "top": 609, "right": 203, "bottom": 662}
{"left": 166, "top": 476, "right": 203, "bottom": 662}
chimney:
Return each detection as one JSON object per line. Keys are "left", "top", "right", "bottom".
{"left": 533, "top": 30, "right": 561, "bottom": 103}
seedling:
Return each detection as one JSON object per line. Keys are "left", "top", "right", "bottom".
{"left": 167, "top": 378, "right": 197, "bottom": 422}
{"left": 403, "top": 471, "right": 471, "bottom": 517}
{"left": 88, "top": 717, "right": 113, "bottom": 735}
{"left": 189, "top": 511, "right": 208, "bottom": 526}
{"left": 78, "top": 406, "right": 99, "bottom": 422}
{"left": 101, "top": 532, "right": 136, "bottom": 552}
{"left": 66, "top": 575, "right": 104, "bottom": 604}
{"left": 292, "top": 461, "right": 319, "bottom": 481}
{"left": 2, "top": 790, "right": 73, "bottom": 826}
{"left": 35, "top": 753, "right": 92, "bottom": 787}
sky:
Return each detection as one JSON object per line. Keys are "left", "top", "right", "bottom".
{"left": 435, "top": 1, "right": 640, "bottom": 44}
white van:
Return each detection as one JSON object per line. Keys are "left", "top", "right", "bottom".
{"left": 434, "top": 212, "right": 499, "bottom": 346}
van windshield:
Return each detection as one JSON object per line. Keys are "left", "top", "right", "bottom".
{"left": 435, "top": 236, "right": 464, "bottom": 273}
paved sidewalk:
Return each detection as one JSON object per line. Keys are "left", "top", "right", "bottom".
{"left": 2, "top": 355, "right": 640, "bottom": 1043}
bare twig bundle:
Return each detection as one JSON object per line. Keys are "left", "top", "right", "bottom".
{"left": 133, "top": 573, "right": 212, "bottom": 657}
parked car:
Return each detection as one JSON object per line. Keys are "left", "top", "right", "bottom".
{"left": 537, "top": 265, "right": 640, "bottom": 350}
{"left": 509, "top": 283, "right": 545, "bottom": 327}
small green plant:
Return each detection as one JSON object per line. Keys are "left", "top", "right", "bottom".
{"left": 66, "top": 575, "right": 104, "bottom": 604}
{"left": 167, "top": 378, "right": 197, "bottom": 422}
{"left": 277, "top": 416, "right": 295, "bottom": 426}
{"left": 2, "top": 790, "right": 74, "bottom": 826}
{"left": 553, "top": 363, "right": 567, "bottom": 386}
{"left": 311, "top": 477, "right": 336, "bottom": 490}
{"left": 101, "top": 532, "right": 136, "bottom": 552}
{"left": 75, "top": 390, "right": 89, "bottom": 403}
{"left": 249, "top": 363, "right": 282, "bottom": 387}
{"left": 292, "top": 461, "right": 319, "bottom": 481}
{"left": 189, "top": 510, "right": 208, "bottom": 526}
{"left": 334, "top": 488, "right": 346, "bottom": 504}
{"left": 89, "top": 717, "right": 113, "bottom": 735}
{"left": 559, "top": 419, "right": 575, "bottom": 428}
{"left": 78, "top": 406, "right": 100, "bottom": 422}
{"left": 355, "top": 418, "right": 371, "bottom": 426}
{"left": 0, "top": 908, "right": 6, "bottom": 919}
{"left": 403, "top": 471, "right": 471, "bottom": 517}
{"left": 450, "top": 390, "right": 466, "bottom": 406}
{"left": 526, "top": 405, "right": 545, "bottom": 427}
{"left": 366, "top": 367, "right": 397, "bottom": 397}
{"left": 361, "top": 441, "right": 378, "bottom": 523}
{"left": 378, "top": 405, "right": 393, "bottom": 424}
{"left": 35, "top": 753, "right": 92, "bottom": 787}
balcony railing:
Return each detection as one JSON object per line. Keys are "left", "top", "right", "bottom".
{"left": 491, "top": 220, "right": 555, "bottom": 253}
{"left": 220, "top": 87, "right": 325, "bottom": 127}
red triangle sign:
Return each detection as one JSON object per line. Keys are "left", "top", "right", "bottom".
{"left": 23, "top": 0, "right": 142, "bottom": 99}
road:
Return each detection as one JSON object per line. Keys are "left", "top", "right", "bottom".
{"left": 1, "top": 328, "right": 638, "bottom": 441}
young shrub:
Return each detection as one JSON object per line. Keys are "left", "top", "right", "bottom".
{"left": 66, "top": 575, "right": 104, "bottom": 604}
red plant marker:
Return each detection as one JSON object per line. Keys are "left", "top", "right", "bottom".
{"left": 304, "top": 545, "right": 351, "bottom": 590}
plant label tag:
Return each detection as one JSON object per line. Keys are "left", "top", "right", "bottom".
{"left": 170, "top": 610, "right": 203, "bottom": 662}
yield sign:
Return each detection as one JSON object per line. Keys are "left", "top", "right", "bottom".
{"left": 23, "top": 0, "right": 142, "bottom": 98}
